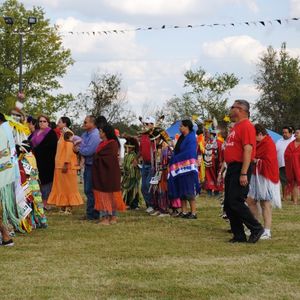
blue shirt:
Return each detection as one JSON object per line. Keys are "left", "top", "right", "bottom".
{"left": 79, "top": 128, "right": 100, "bottom": 166}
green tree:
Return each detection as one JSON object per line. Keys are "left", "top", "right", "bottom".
{"left": 0, "top": 0, "right": 74, "bottom": 117}
{"left": 254, "top": 43, "right": 300, "bottom": 131}
{"left": 163, "top": 67, "right": 239, "bottom": 124}
{"left": 73, "top": 71, "right": 136, "bottom": 125}
{"left": 163, "top": 93, "right": 199, "bottom": 124}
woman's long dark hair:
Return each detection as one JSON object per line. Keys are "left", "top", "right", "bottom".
{"left": 181, "top": 119, "right": 194, "bottom": 131}
{"left": 174, "top": 119, "right": 193, "bottom": 154}
{"left": 60, "top": 116, "right": 71, "bottom": 128}
{"left": 102, "top": 124, "right": 120, "bottom": 147}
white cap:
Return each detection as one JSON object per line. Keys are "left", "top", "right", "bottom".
{"left": 145, "top": 116, "right": 155, "bottom": 125}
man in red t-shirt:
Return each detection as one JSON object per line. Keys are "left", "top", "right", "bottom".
{"left": 223, "top": 100, "right": 264, "bottom": 243}
{"left": 139, "top": 117, "right": 155, "bottom": 213}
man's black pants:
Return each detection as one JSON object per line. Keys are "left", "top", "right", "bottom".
{"left": 224, "top": 162, "right": 263, "bottom": 240}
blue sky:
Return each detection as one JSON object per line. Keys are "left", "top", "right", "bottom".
{"left": 20, "top": 0, "right": 300, "bottom": 116}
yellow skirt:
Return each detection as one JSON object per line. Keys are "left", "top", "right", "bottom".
{"left": 48, "top": 169, "right": 83, "bottom": 207}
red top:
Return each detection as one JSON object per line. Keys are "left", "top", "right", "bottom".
{"left": 224, "top": 119, "right": 256, "bottom": 164}
{"left": 54, "top": 127, "right": 61, "bottom": 139}
{"left": 139, "top": 134, "right": 152, "bottom": 163}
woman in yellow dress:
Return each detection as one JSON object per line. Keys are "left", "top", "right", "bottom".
{"left": 48, "top": 117, "right": 83, "bottom": 214}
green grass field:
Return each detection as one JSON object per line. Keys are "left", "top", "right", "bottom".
{"left": 1, "top": 194, "right": 300, "bottom": 300}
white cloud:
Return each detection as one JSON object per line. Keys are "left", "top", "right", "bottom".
{"left": 56, "top": 17, "right": 147, "bottom": 64}
{"left": 290, "top": 0, "right": 300, "bottom": 15}
{"left": 229, "top": 83, "right": 259, "bottom": 105}
{"left": 103, "top": 0, "right": 259, "bottom": 16}
{"left": 103, "top": 0, "right": 198, "bottom": 16}
{"left": 228, "top": 0, "right": 259, "bottom": 13}
{"left": 55, "top": 17, "right": 195, "bottom": 114}
{"left": 202, "top": 35, "right": 265, "bottom": 64}
{"left": 24, "top": 0, "right": 259, "bottom": 21}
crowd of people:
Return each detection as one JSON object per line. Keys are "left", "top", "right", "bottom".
{"left": 0, "top": 99, "right": 299, "bottom": 247}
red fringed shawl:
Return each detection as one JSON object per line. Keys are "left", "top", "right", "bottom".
{"left": 254, "top": 135, "right": 279, "bottom": 183}
{"left": 284, "top": 141, "right": 300, "bottom": 189}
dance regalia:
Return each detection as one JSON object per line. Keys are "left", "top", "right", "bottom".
{"left": 204, "top": 136, "right": 223, "bottom": 192}
{"left": 197, "top": 134, "right": 206, "bottom": 183}
{"left": 284, "top": 141, "right": 300, "bottom": 193}
{"left": 122, "top": 151, "right": 141, "bottom": 207}
{"left": 248, "top": 135, "right": 281, "bottom": 208}
{"left": 168, "top": 132, "right": 200, "bottom": 199}
{"left": 4, "top": 115, "right": 30, "bottom": 145}
{"left": 18, "top": 151, "right": 48, "bottom": 230}
{"left": 0, "top": 125, "right": 24, "bottom": 232}
{"left": 156, "top": 146, "right": 172, "bottom": 213}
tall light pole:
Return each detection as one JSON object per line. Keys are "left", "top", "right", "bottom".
{"left": 3, "top": 16, "right": 37, "bottom": 101}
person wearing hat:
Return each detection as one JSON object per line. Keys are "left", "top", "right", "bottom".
{"left": 139, "top": 116, "right": 155, "bottom": 213}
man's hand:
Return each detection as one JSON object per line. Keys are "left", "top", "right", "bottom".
{"left": 239, "top": 174, "right": 248, "bottom": 186}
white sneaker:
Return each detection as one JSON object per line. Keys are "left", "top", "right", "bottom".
{"left": 146, "top": 207, "right": 154, "bottom": 214}
{"left": 245, "top": 229, "right": 251, "bottom": 236}
{"left": 158, "top": 213, "right": 170, "bottom": 218}
{"left": 260, "top": 231, "right": 271, "bottom": 240}
{"left": 150, "top": 210, "right": 160, "bottom": 216}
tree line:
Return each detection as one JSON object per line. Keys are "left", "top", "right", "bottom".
{"left": 1, "top": 0, "right": 299, "bottom": 133}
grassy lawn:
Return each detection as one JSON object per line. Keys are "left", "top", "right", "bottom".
{"left": 1, "top": 193, "right": 300, "bottom": 300}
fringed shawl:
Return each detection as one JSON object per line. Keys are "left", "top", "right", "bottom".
{"left": 168, "top": 132, "right": 200, "bottom": 198}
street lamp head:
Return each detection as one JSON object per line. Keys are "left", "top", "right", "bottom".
{"left": 3, "top": 16, "right": 14, "bottom": 25}
{"left": 28, "top": 17, "right": 37, "bottom": 26}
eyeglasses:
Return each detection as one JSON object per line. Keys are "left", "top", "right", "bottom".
{"left": 39, "top": 120, "right": 48, "bottom": 123}
{"left": 11, "top": 113, "right": 21, "bottom": 117}
{"left": 230, "top": 105, "right": 242, "bottom": 110}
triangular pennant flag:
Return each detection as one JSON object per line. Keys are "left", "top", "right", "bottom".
{"left": 92, "top": 32, "right": 95, "bottom": 35}
{"left": 276, "top": 19, "right": 282, "bottom": 24}
{"left": 103, "top": 31, "right": 107, "bottom": 34}
{"left": 162, "top": 25, "right": 166, "bottom": 29}
{"left": 292, "top": 17, "right": 299, "bottom": 20}
{"left": 113, "top": 30, "right": 118, "bottom": 33}
{"left": 245, "top": 22, "right": 250, "bottom": 26}
{"left": 174, "top": 26, "right": 179, "bottom": 28}
{"left": 259, "top": 21, "right": 265, "bottom": 26}
{"left": 188, "top": 25, "right": 192, "bottom": 28}
{"left": 213, "top": 23, "right": 219, "bottom": 26}
{"left": 230, "top": 23, "right": 235, "bottom": 26}
{"left": 148, "top": 27, "right": 152, "bottom": 30}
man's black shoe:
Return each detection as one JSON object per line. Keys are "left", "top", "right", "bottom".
{"left": 228, "top": 238, "right": 247, "bottom": 243}
{"left": 247, "top": 228, "right": 264, "bottom": 243}
{"left": 181, "top": 212, "right": 191, "bottom": 219}
{"left": 187, "top": 213, "right": 197, "bottom": 219}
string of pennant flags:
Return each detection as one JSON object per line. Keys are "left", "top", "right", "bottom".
{"left": 58, "top": 16, "right": 300, "bottom": 36}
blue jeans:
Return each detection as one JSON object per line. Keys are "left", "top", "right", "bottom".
{"left": 84, "top": 165, "right": 99, "bottom": 219}
{"left": 141, "top": 164, "right": 153, "bottom": 207}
